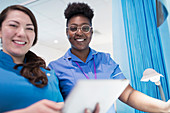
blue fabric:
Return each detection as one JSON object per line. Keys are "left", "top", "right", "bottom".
{"left": 49, "top": 48, "right": 126, "bottom": 113}
{"left": 0, "top": 50, "right": 63, "bottom": 112}
{"left": 117, "top": 0, "right": 170, "bottom": 112}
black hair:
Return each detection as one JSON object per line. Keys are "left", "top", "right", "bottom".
{"left": 64, "top": 2, "right": 94, "bottom": 26}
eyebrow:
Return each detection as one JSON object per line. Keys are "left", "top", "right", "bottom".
{"left": 26, "top": 24, "right": 34, "bottom": 27}
{"left": 70, "top": 23, "right": 90, "bottom": 26}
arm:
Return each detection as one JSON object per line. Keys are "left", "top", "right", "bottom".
{"left": 119, "top": 84, "right": 170, "bottom": 112}
{"left": 4, "top": 100, "right": 100, "bottom": 113}
{"left": 5, "top": 99, "right": 64, "bottom": 113}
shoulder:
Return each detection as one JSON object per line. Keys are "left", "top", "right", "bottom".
{"left": 91, "top": 48, "right": 111, "bottom": 57}
{"left": 92, "top": 49, "right": 118, "bottom": 68}
{"left": 96, "top": 51, "right": 111, "bottom": 58}
{"left": 49, "top": 49, "right": 71, "bottom": 66}
{"left": 94, "top": 50, "right": 115, "bottom": 62}
{"left": 48, "top": 56, "right": 66, "bottom": 68}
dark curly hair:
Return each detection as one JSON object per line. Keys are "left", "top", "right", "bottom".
{"left": 64, "top": 2, "right": 94, "bottom": 26}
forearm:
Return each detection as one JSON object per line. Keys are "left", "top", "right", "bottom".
{"left": 4, "top": 109, "right": 25, "bottom": 113}
{"left": 119, "top": 85, "right": 169, "bottom": 112}
{"left": 126, "top": 90, "right": 167, "bottom": 112}
{"left": 4, "top": 100, "right": 64, "bottom": 113}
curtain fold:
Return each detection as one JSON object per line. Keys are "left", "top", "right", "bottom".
{"left": 120, "top": 0, "right": 170, "bottom": 112}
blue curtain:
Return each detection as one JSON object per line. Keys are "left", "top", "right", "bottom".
{"left": 120, "top": 0, "right": 170, "bottom": 112}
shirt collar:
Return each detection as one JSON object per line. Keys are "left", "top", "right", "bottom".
{"left": 63, "top": 48, "right": 98, "bottom": 63}
{"left": 0, "top": 50, "right": 14, "bottom": 64}
{"left": 0, "top": 50, "right": 26, "bottom": 75}
{"left": 0, "top": 49, "right": 27, "bottom": 64}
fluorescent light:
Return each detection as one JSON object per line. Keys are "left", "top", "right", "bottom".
{"left": 54, "top": 40, "right": 58, "bottom": 44}
{"left": 20, "top": 0, "right": 38, "bottom": 5}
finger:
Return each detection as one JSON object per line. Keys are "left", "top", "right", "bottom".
{"left": 42, "top": 99, "right": 64, "bottom": 111}
{"left": 57, "top": 102, "right": 64, "bottom": 105}
{"left": 84, "top": 108, "right": 92, "bottom": 113}
{"left": 40, "top": 103, "right": 63, "bottom": 113}
{"left": 93, "top": 103, "right": 100, "bottom": 113}
{"left": 167, "top": 99, "right": 170, "bottom": 103}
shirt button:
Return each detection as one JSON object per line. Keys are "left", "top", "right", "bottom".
{"left": 47, "top": 73, "right": 50, "bottom": 76}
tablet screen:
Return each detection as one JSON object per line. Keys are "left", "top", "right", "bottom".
{"left": 62, "top": 79, "right": 129, "bottom": 113}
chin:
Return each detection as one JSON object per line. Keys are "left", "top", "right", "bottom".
{"left": 11, "top": 50, "right": 27, "bottom": 57}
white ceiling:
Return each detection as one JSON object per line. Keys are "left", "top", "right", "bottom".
{"left": 0, "top": 0, "right": 112, "bottom": 64}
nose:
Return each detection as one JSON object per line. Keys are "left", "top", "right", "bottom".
{"left": 75, "top": 28, "right": 83, "bottom": 35}
{"left": 16, "top": 27, "right": 26, "bottom": 37}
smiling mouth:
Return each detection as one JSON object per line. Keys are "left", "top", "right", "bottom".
{"left": 75, "top": 39, "right": 85, "bottom": 42}
{"left": 13, "top": 40, "right": 27, "bottom": 45}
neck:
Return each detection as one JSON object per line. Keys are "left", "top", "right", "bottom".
{"left": 71, "top": 48, "right": 90, "bottom": 63}
{"left": 12, "top": 56, "right": 25, "bottom": 64}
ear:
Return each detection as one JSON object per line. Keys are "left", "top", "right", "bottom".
{"left": 66, "top": 28, "right": 68, "bottom": 36}
{"left": 0, "top": 31, "right": 2, "bottom": 44}
{"left": 0, "top": 29, "right": 2, "bottom": 39}
{"left": 66, "top": 28, "right": 70, "bottom": 39}
{"left": 91, "top": 28, "right": 93, "bottom": 35}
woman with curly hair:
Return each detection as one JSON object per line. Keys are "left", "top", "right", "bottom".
{"left": 49, "top": 2, "right": 170, "bottom": 113}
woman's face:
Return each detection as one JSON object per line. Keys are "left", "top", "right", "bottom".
{"left": 0, "top": 10, "right": 35, "bottom": 60}
{"left": 66, "top": 15, "right": 93, "bottom": 51}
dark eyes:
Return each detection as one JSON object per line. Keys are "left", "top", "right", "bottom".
{"left": 9, "top": 24, "right": 17, "bottom": 27}
{"left": 67, "top": 25, "right": 92, "bottom": 33}
{"left": 26, "top": 28, "right": 34, "bottom": 31}
{"left": 81, "top": 26, "right": 90, "bottom": 32}
{"left": 69, "top": 26, "right": 77, "bottom": 32}
{"left": 9, "top": 24, "right": 34, "bottom": 31}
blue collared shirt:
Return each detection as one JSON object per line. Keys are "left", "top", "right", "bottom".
{"left": 0, "top": 50, "right": 63, "bottom": 112}
{"left": 49, "top": 48, "right": 126, "bottom": 113}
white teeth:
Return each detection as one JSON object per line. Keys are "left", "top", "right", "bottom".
{"left": 76, "top": 39, "right": 84, "bottom": 42}
{"left": 14, "top": 41, "right": 26, "bottom": 45}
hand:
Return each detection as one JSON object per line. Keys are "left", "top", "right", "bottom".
{"left": 84, "top": 103, "right": 100, "bottom": 113}
{"left": 5, "top": 99, "right": 64, "bottom": 113}
{"left": 165, "top": 99, "right": 170, "bottom": 112}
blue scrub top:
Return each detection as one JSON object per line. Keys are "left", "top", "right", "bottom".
{"left": 0, "top": 50, "right": 63, "bottom": 112}
{"left": 49, "top": 48, "right": 126, "bottom": 113}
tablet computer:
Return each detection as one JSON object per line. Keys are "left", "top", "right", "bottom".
{"left": 62, "top": 79, "right": 129, "bottom": 113}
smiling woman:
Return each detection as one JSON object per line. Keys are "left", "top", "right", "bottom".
{"left": 0, "top": 10, "right": 35, "bottom": 63}
{"left": 0, "top": 5, "right": 64, "bottom": 113}
{"left": 48, "top": 2, "right": 170, "bottom": 113}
